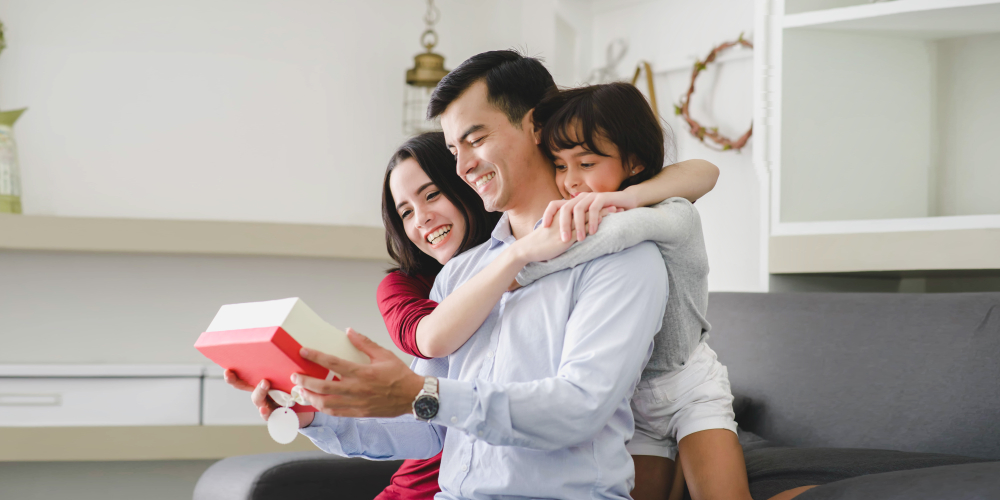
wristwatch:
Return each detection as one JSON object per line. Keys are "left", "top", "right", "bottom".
{"left": 412, "top": 376, "right": 440, "bottom": 421}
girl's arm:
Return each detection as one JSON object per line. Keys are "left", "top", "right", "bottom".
{"left": 413, "top": 161, "right": 717, "bottom": 359}
{"left": 629, "top": 158, "right": 719, "bottom": 207}
{"left": 415, "top": 222, "right": 572, "bottom": 358}
{"left": 547, "top": 159, "right": 718, "bottom": 242}
{"left": 518, "top": 198, "right": 697, "bottom": 287}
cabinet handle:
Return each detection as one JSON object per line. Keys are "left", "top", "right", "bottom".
{"left": 0, "top": 394, "right": 62, "bottom": 406}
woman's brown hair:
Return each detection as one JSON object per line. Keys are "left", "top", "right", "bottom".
{"left": 381, "top": 132, "right": 502, "bottom": 276}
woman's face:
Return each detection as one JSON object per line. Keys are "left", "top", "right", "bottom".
{"left": 389, "top": 158, "right": 467, "bottom": 265}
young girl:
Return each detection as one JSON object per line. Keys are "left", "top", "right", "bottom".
{"left": 405, "top": 83, "right": 756, "bottom": 500}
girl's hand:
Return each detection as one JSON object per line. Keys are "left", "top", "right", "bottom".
{"left": 542, "top": 191, "right": 637, "bottom": 242}
{"left": 224, "top": 369, "right": 315, "bottom": 428}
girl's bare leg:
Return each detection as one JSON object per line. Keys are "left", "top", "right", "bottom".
{"left": 678, "top": 429, "right": 818, "bottom": 500}
{"left": 677, "top": 429, "right": 753, "bottom": 500}
{"left": 632, "top": 455, "right": 685, "bottom": 500}
{"left": 766, "top": 485, "right": 818, "bottom": 500}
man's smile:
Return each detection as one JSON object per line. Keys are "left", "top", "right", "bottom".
{"left": 470, "top": 171, "right": 496, "bottom": 193}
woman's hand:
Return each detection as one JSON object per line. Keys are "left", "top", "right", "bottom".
{"left": 542, "top": 191, "right": 635, "bottom": 242}
{"left": 510, "top": 219, "right": 575, "bottom": 264}
{"left": 224, "top": 369, "right": 315, "bottom": 428}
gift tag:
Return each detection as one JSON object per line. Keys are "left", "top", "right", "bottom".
{"left": 266, "top": 386, "right": 307, "bottom": 444}
{"left": 268, "top": 407, "right": 299, "bottom": 444}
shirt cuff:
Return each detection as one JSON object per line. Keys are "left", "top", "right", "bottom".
{"left": 299, "top": 411, "right": 337, "bottom": 435}
{"left": 432, "top": 377, "right": 474, "bottom": 431}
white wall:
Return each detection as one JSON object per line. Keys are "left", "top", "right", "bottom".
{"left": 780, "top": 30, "right": 935, "bottom": 223}
{"left": 936, "top": 33, "right": 1000, "bottom": 217}
{"left": 0, "top": 0, "right": 525, "bottom": 226}
{"left": 591, "top": 0, "right": 762, "bottom": 291}
{"left": 0, "top": 250, "right": 401, "bottom": 364}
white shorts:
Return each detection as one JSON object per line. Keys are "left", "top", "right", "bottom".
{"left": 626, "top": 342, "right": 738, "bottom": 460}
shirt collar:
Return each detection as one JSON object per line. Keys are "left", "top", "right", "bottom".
{"left": 489, "top": 212, "right": 513, "bottom": 249}
{"left": 489, "top": 212, "right": 545, "bottom": 249}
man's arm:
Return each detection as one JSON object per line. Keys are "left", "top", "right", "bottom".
{"left": 299, "top": 411, "right": 445, "bottom": 460}
{"left": 517, "top": 198, "right": 694, "bottom": 286}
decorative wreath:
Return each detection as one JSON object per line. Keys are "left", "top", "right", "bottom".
{"left": 673, "top": 34, "right": 754, "bottom": 152}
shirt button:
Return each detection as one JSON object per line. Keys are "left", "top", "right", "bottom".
{"left": 451, "top": 416, "right": 458, "bottom": 424}
{"left": 461, "top": 464, "right": 469, "bottom": 472}
{"left": 486, "top": 350, "right": 494, "bottom": 358}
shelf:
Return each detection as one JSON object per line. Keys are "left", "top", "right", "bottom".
{"left": 772, "top": 214, "right": 1000, "bottom": 236}
{"left": 770, "top": 228, "right": 1000, "bottom": 273}
{"left": 783, "top": 0, "right": 1000, "bottom": 39}
{"left": 0, "top": 425, "right": 319, "bottom": 462}
{"left": 0, "top": 214, "right": 389, "bottom": 260}
{"left": 0, "top": 364, "right": 203, "bottom": 378}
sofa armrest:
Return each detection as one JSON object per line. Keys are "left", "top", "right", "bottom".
{"left": 193, "top": 451, "right": 403, "bottom": 500}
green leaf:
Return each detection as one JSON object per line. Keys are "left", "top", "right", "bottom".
{"left": 723, "top": 144, "right": 732, "bottom": 151}
{"left": 673, "top": 104, "right": 683, "bottom": 115}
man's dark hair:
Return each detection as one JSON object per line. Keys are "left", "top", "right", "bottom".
{"left": 534, "top": 82, "right": 667, "bottom": 190}
{"left": 381, "top": 132, "right": 502, "bottom": 276}
{"left": 427, "top": 50, "right": 556, "bottom": 127}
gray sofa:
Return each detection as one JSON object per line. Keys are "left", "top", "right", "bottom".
{"left": 194, "top": 292, "right": 1000, "bottom": 499}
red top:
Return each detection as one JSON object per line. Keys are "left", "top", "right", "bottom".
{"left": 375, "top": 270, "right": 442, "bottom": 500}
{"left": 377, "top": 271, "right": 438, "bottom": 359}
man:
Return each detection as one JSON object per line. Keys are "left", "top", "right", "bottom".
{"left": 259, "top": 51, "right": 667, "bottom": 499}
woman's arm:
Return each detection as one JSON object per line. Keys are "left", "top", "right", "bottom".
{"left": 376, "top": 272, "right": 438, "bottom": 359}
{"left": 415, "top": 222, "right": 572, "bottom": 358}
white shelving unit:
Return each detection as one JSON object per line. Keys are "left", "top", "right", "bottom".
{"left": 0, "top": 213, "right": 389, "bottom": 260}
{"left": 0, "top": 364, "right": 317, "bottom": 461}
{"left": 754, "top": 0, "right": 1000, "bottom": 276}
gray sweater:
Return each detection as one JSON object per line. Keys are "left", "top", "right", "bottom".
{"left": 516, "top": 197, "right": 710, "bottom": 380}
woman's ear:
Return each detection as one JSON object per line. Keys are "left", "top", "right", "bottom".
{"left": 525, "top": 109, "right": 542, "bottom": 145}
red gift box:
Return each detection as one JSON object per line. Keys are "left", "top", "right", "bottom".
{"left": 195, "top": 298, "right": 369, "bottom": 413}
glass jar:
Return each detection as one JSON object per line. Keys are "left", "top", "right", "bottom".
{"left": 0, "top": 108, "right": 26, "bottom": 214}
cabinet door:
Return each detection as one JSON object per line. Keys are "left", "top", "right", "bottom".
{"left": 0, "top": 378, "right": 201, "bottom": 426}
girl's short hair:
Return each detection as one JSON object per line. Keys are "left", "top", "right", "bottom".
{"left": 381, "top": 132, "right": 502, "bottom": 276}
{"left": 534, "top": 82, "right": 667, "bottom": 190}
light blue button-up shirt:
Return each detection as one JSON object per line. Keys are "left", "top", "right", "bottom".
{"left": 300, "top": 214, "right": 667, "bottom": 499}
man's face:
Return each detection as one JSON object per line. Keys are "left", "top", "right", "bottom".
{"left": 440, "top": 80, "right": 540, "bottom": 213}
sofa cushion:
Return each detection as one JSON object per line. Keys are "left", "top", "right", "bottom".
{"left": 743, "top": 447, "right": 991, "bottom": 500}
{"left": 797, "top": 461, "right": 1000, "bottom": 500}
{"left": 708, "top": 292, "right": 1000, "bottom": 459}
{"left": 192, "top": 451, "right": 403, "bottom": 500}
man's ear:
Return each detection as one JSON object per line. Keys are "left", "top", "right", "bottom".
{"left": 524, "top": 109, "right": 542, "bottom": 145}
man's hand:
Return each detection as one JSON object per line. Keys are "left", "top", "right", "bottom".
{"left": 223, "top": 369, "right": 315, "bottom": 428}
{"left": 293, "top": 328, "right": 425, "bottom": 418}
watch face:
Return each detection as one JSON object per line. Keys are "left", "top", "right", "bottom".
{"left": 413, "top": 395, "right": 439, "bottom": 420}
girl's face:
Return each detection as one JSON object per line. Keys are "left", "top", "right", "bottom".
{"left": 389, "top": 158, "right": 467, "bottom": 265}
{"left": 551, "top": 132, "right": 641, "bottom": 198}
